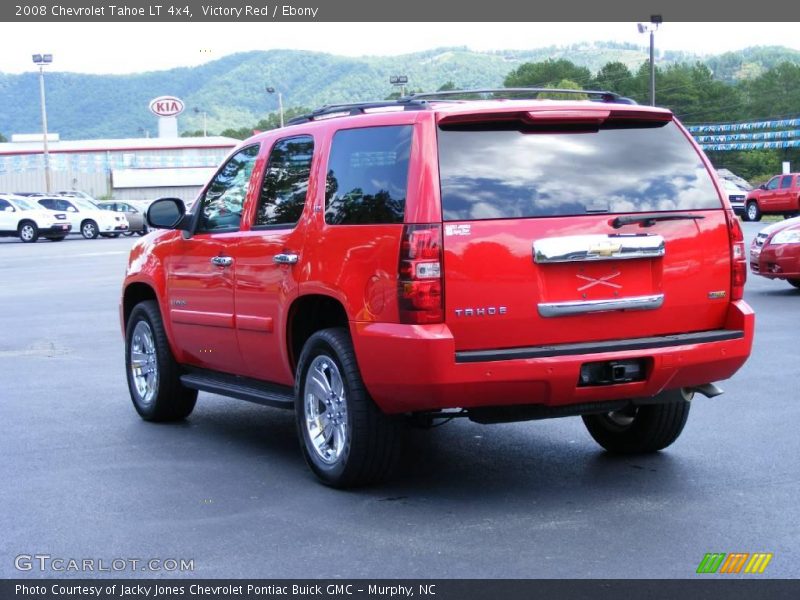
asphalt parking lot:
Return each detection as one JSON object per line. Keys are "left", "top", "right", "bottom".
{"left": 1, "top": 223, "right": 798, "bottom": 579}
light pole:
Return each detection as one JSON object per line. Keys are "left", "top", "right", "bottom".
{"left": 390, "top": 75, "right": 408, "bottom": 97}
{"left": 637, "top": 15, "right": 662, "bottom": 106}
{"left": 266, "top": 87, "right": 284, "bottom": 128}
{"left": 194, "top": 107, "right": 207, "bottom": 137}
{"left": 32, "top": 53, "right": 53, "bottom": 192}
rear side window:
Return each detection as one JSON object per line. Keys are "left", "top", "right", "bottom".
{"left": 438, "top": 120, "right": 722, "bottom": 221}
{"left": 325, "top": 125, "right": 412, "bottom": 225}
{"left": 255, "top": 136, "right": 314, "bottom": 228}
{"left": 780, "top": 175, "right": 793, "bottom": 189}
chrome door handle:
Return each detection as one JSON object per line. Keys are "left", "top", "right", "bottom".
{"left": 273, "top": 253, "right": 299, "bottom": 265}
{"left": 210, "top": 256, "right": 233, "bottom": 267}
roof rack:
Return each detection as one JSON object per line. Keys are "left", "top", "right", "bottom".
{"left": 405, "top": 88, "right": 636, "bottom": 104}
{"left": 287, "top": 100, "right": 431, "bottom": 125}
{"left": 287, "top": 87, "right": 635, "bottom": 125}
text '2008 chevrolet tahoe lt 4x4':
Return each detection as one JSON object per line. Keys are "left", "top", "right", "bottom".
{"left": 120, "top": 88, "right": 754, "bottom": 487}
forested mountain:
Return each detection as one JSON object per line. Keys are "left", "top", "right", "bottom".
{"left": 2, "top": 43, "right": 800, "bottom": 140}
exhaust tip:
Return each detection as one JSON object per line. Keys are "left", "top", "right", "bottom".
{"left": 689, "top": 383, "right": 724, "bottom": 398}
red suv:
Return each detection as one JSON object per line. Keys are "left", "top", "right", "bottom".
{"left": 120, "top": 89, "right": 754, "bottom": 487}
{"left": 744, "top": 173, "right": 800, "bottom": 221}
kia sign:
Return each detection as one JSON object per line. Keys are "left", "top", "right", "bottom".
{"left": 149, "top": 96, "right": 185, "bottom": 117}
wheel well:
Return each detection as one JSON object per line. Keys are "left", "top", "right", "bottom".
{"left": 17, "top": 219, "right": 36, "bottom": 230}
{"left": 123, "top": 283, "right": 158, "bottom": 328}
{"left": 288, "top": 295, "right": 349, "bottom": 371}
{"left": 81, "top": 218, "right": 97, "bottom": 226}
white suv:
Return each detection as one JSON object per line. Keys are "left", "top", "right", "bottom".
{"left": 36, "top": 196, "right": 128, "bottom": 239}
{"left": 0, "top": 195, "right": 72, "bottom": 243}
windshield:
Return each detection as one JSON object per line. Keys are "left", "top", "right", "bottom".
{"left": 71, "top": 198, "right": 99, "bottom": 210}
{"left": 438, "top": 120, "right": 722, "bottom": 220}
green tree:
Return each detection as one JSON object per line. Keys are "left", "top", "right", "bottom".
{"left": 504, "top": 59, "right": 592, "bottom": 89}
{"left": 591, "top": 62, "right": 635, "bottom": 96}
{"left": 0, "top": 132, "right": 6, "bottom": 143}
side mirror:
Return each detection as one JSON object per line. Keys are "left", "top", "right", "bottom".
{"left": 147, "top": 197, "right": 191, "bottom": 232}
{"left": 759, "top": 184, "right": 766, "bottom": 190}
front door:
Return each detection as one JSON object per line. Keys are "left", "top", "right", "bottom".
{"left": 165, "top": 145, "right": 260, "bottom": 375}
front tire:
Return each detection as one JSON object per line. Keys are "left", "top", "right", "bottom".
{"left": 294, "top": 328, "right": 404, "bottom": 488}
{"left": 18, "top": 221, "right": 39, "bottom": 243}
{"left": 81, "top": 220, "right": 99, "bottom": 239}
{"left": 582, "top": 389, "right": 691, "bottom": 454}
{"left": 125, "top": 300, "right": 197, "bottom": 421}
{"left": 745, "top": 201, "right": 762, "bottom": 222}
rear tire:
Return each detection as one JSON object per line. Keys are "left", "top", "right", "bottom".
{"left": 582, "top": 389, "right": 691, "bottom": 454}
{"left": 18, "top": 221, "right": 39, "bottom": 243}
{"left": 745, "top": 201, "right": 762, "bottom": 222}
{"left": 294, "top": 327, "right": 405, "bottom": 488}
{"left": 125, "top": 300, "right": 197, "bottom": 422}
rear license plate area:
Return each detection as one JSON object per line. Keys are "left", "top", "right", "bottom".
{"left": 578, "top": 359, "right": 648, "bottom": 386}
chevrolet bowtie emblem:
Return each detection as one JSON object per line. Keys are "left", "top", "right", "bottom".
{"left": 588, "top": 241, "right": 622, "bottom": 257}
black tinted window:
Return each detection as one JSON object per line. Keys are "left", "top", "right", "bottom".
{"left": 781, "top": 175, "right": 793, "bottom": 189}
{"left": 199, "top": 145, "right": 259, "bottom": 233}
{"left": 38, "top": 199, "right": 54, "bottom": 209}
{"left": 0, "top": 199, "right": 10, "bottom": 210}
{"left": 325, "top": 126, "right": 412, "bottom": 225}
{"left": 255, "top": 136, "right": 314, "bottom": 227}
{"left": 438, "top": 120, "right": 721, "bottom": 221}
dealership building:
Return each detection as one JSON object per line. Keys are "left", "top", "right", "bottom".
{"left": 0, "top": 135, "right": 239, "bottom": 203}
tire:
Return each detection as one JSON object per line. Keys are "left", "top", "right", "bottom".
{"left": 788, "top": 279, "right": 800, "bottom": 289}
{"left": 47, "top": 236, "right": 66, "bottom": 242}
{"left": 81, "top": 220, "right": 99, "bottom": 239}
{"left": 123, "top": 231, "right": 135, "bottom": 237}
{"left": 125, "top": 300, "right": 197, "bottom": 422}
{"left": 582, "top": 389, "right": 691, "bottom": 454}
{"left": 18, "top": 221, "right": 39, "bottom": 243}
{"left": 294, "top": 327, "right": 405, "bottom": 488}
{"left": 745, "top": 201, "right": 762, "bottom": 222}
{"left": 137, "top": 225, "right": 149, "bottom": 236}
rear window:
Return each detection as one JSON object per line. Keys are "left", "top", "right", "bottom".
{"left": 325, "top": 125, "right": 412, "bottom": 225}
{"left": 438, "top": 120, "right": 721, "bottom": 221}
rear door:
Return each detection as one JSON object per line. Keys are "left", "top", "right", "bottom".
{"left": 776, "top": 175, "right": 795, "bottom": 211}
{"left": 436, "top": 110, "right": 731, "bottom": 352}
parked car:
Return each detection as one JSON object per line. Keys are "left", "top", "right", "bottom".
{"left": 120, "top": 90, "right": 754, "bottom": 487}
{"left": 0, "top": 194, "right": 72, "bottom": 242}
{"left": 96, "top": 201, "right": 148, "bottom": 236}
{"left": 743, "top": 173, "right": 800, "bottom": 222}
{"left": 36, "top": 196, "right": 128, "bottom": 239}
{"left": 722, "top": 180, "right": 747, "bottom": 217}
{"left": 749, "top": 216, "right": 800, "bottom": 287}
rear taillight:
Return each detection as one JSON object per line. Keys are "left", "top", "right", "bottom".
{"left": 398, "top": 224, "right": 444, "bottom": 324}
{"left": 727, "top": 209, "right": 747, "bottom": 300}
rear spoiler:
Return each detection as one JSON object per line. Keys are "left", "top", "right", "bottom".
{"left": 438, "top": 108, "right": 673, "bottom": 126}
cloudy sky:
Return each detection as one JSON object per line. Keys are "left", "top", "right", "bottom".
{"left": 3, "top": 22, "right": 799, "bottom": 75}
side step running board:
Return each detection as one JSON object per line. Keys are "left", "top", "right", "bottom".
{"left": 180, "top": 369, "right": 295, "bottom": 409}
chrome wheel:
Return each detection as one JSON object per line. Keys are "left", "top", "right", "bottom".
{"left": 82, "top": 222, "right": 97, "bottom": 238}
{"left": 747, "top": 203, "right": 758, "bottom": 221}
{"left": 20, "top": 224, "right": 36, "bottom": 242}
{"left": 303, "top": 355, "right": 348, "bottom": 464}
{"left": 129, "top": 320, "right": 159, "bottom": 405}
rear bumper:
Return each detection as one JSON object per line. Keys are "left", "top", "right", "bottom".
{"left": 41, "top": 224, "right": 72, "bottom": 235}
{"left": 750, "top": 244, "right": 800, "bottom": 279}
{"left": 352, "top": 300, "right": 754, "bottom": 414}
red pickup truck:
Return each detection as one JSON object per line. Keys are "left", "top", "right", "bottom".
{"left": 744, "top": 173, "right": 800, "bottom": 221}
{"left": 120, "top": 89, "right": 754, "bottom": 487}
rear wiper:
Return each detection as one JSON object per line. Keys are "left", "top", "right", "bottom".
{"left": 611, "top": 213, "right": 705, "bottom": 229}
